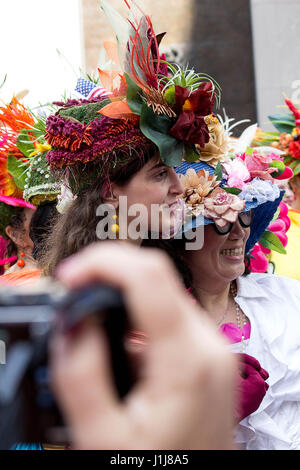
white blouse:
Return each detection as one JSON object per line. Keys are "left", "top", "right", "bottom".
{"left": 232, "top": 273, "right": 300, "bottom": 450}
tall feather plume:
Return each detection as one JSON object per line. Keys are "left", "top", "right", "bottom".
{"left": 100, "top": 0, "right": 161, "bottom": 91}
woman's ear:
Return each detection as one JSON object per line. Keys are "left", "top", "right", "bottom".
{"left": 102, "top": 182, "right": 120, "bottom": 209}
{"left": 5, "top": 225, "right": 23, "bottom": 247}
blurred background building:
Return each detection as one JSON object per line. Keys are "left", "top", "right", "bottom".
{"left": 1, "top": 0, "right": 299, "bottom": 131}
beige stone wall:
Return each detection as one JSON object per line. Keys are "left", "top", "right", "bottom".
{"left": 81, "top": 0, "right": 195, "bottom": 72}
{"left": 81, "top": 0, "right": 257, "bottom": 124}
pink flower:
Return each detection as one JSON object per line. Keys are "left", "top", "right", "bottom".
{"left": 204, "top": 187, "right": 245, "bottom": 227}
{"left": 245, "top": 151, "right": 273, "bottom": 172}
{"left": 268, "top": 219, "right": 288, "bottom": 247}
{"left": 238, "top": 151, "right": 281, "bottom": 181}
{"left": 249, "top": 244, "right": 269, "bottom": 273}
{"left": 248, "top": 169, "right": 274, "bottom": 180}
{"left": 223, "top": 159, "right": 250, "bottom": 189}
{"left": 279, "top": 201, "right": 288, "bottom": 217}
{"left": 277, "top": 202, "right": 291, "bottom": 231}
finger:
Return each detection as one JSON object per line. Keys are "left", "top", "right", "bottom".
{"left": 242, "top": 363, "right": 260, "bottom": 379}
{"left": 259, "top": 367, "right": 269, "bottom": 381}
{"left": 241, "top": 353, "right": 261, "bottom": 371}
{"left": 50, "top": 322, "right": 119, "bottom": 432}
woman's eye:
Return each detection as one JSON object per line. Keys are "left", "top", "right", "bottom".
{"left": 155, "top": 170, "right": 167, "bottom": 180}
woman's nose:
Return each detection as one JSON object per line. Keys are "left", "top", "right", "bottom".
{"left": 169, "top": 169, "right": 184, "bottom": 195}
{"left": 228, "top": 219, "right": 246, "bottom": 239}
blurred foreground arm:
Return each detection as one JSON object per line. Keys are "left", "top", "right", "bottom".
{"left": 50, "top": 242, "right": 236, "bottom": 450}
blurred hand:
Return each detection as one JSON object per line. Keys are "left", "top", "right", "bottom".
{"left": 235, "top": 353, "right": 269, "bottom": 422}
{"left": 50, "top": 242, "right": 236, "bottom": 450}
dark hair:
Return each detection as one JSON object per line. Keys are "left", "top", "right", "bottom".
{"left": 40, "top": 144, "right": 158, "bottom": 275}
{"left": 6, "top": 208, "right": 26, "bottom": 259}
{"left": 29, "top": 201, "right": 58, "bottom": 261}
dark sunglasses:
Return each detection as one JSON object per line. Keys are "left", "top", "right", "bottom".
{"left": 213, "top": 210, "right": 253, "bottom": 235}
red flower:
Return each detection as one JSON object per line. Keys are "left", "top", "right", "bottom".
{"left": 173, "top": 82, "right": 215, "bottom": 116}
{"left": 168, "top": 111, "right": 210, "bottom": 147}
{"left": 169, "top": 82, "right": 215, "bottom": 147}
{"left": 289, "top": 140, "right": 300, "bottom": 159}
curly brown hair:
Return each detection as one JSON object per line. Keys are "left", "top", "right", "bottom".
{"left": 40, "top": 145, "right": 158, "bottom": 275}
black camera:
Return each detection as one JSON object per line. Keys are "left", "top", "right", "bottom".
{"left": 0, "top": 281, "right": 134, "bottom": 450}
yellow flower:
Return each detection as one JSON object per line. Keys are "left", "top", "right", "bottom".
{"left": 29, "top": 143, "right": 51, "bottom": 158}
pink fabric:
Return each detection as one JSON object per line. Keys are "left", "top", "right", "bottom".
{"left": 219, "top": 321, "right": 251, "bottom": 344}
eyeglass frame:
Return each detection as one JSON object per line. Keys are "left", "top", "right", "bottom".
{"left": 212, "top": 210, "right": 253, "bottom": 235}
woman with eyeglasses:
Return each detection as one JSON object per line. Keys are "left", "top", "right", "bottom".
{"left": 145, "top": 153, "right": 300, "bottom": 450}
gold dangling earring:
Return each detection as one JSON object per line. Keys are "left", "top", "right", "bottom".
{"left": 110, "top": 214, "right": 119, "bottom": 234}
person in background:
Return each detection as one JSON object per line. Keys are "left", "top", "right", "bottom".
{"left": 269, "top": 175, "right": 300, "bottom": 281}
{"left": 251, "top": 97, "right": 300, "bottom": 280}
{"left": 0, "top": 151, "right": 60, "bottom": 286}
{"left": 0, "top": 97, "right": 38, "bottom": 276}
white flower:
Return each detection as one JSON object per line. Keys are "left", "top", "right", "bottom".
{"left": 56, "top": 184, "right": 77, "bottom": 214}
{"left": 239, "top": 178, "right": 280, "bottom": 204}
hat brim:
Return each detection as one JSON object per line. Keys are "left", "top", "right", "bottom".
{"left": 175, "top": 161, "right": 284, "bottom": 253}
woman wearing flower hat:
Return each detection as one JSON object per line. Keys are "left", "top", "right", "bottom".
{"left": 160, "top": 149, "right": 300, "bottom": 450}
{"left": 0, "top": 97, "right": 61, "bottom": 286}
{"left": 0, "top": 98, "right": 37, "bottom": 279}
{"left": 40, "top": 0, "right": 220, "bottom": 275}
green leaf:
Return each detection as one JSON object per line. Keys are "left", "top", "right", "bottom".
{"left": 0, "top": 74, "right": 7, "bottom": 90}
{"left": 7, "top": 155, "right": 29, "bottom": 190}
{"left": 291, "top": 161, "right": 300, "bottom": 176}
{"left": 125, "top": 73, "right": 143, "bottom": 116}
{"left": 268, "top": 113, "right": 295, "bottom": 133}
{"left": 31, "top": 117, "right": 46, "bottom": 139}
{"left": 184, "top": 143, "right": 200, "bottom": 162}
{"left": 214, "top": 161, "right": 222, "bottom": 181}
{"left": 16, "top": 129, "right": 35, "bottom": 157}
{"left": 270, "top": 207, "right": 280, "bottom": 224}
{"left": 139, "top": 103, "right": 184, "bottom": 166}
{"left": 245, "top": 146, "right": 254, "bottom": 155}
{"left": 223, "top": 187, "right": 242, "bottom": 195}
{"left": 259, "top": 230, "right": 286, "bottom": 254}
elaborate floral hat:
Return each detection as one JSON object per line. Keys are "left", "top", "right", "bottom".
{"left": 252, "top": 97, "right": 300, "bottom": 176}
{"left": 22, "top": 150, "right": 60, "bottom": 206}
{"left": 45, "top": 0, "right": 221, "bottom": 194}
{"left": 176, "top": 144, "right": 288, "bottom": 254}
{"left": 0, "top": 98, "right": 37, "bottom": 239}
{"left": 0, "top": 96, "right": 60, "bottom": 204}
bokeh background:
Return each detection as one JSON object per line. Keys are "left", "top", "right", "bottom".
{"left": 1, "top": 0, "right": 299, "bottom": 131}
